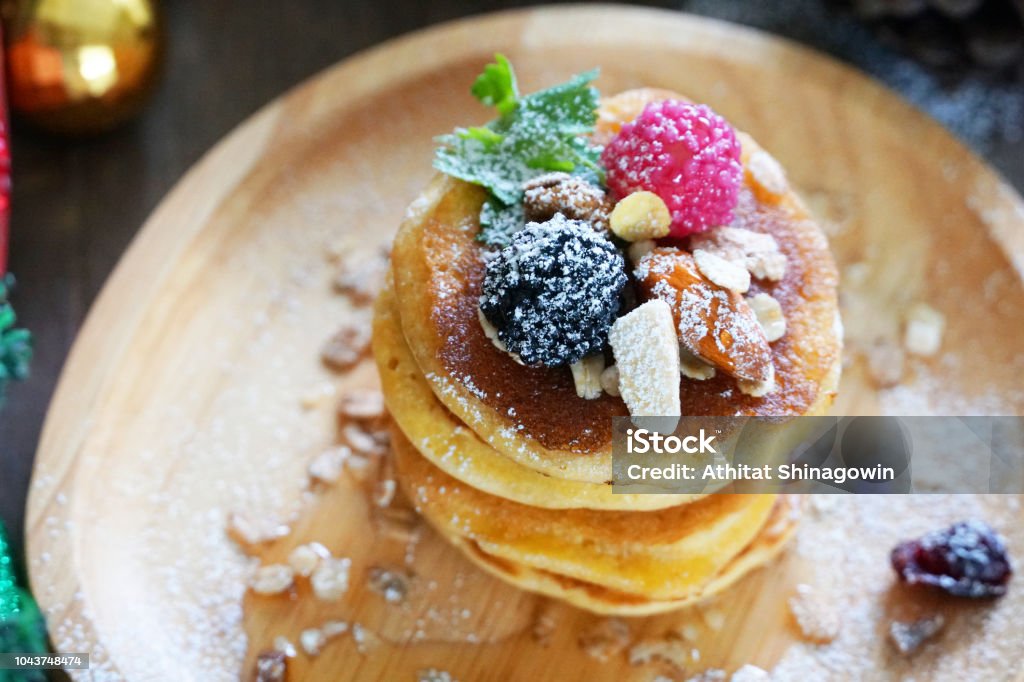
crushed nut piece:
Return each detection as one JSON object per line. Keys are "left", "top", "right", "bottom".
{"left": 579, "top": 618, "right": 632, "bottom": 662}
{"left": 273, "top": 636, "right": 297, "bottom": 658}
{"left": 308, "top": 446, "right": 351, "bottom": 484}
{"left": 321, "top": 321, "right": 371, "bottom": 370}
{"left": 532, "top": 604, "right": 558, "bottom": 647}
{"left": 322, "top": 619, "right": 349, "bottom": 637}
{"left": 610, "top": 191, "right": 672, "bottom": 241}
{"left": 373, "top": 479, "right": 397, "bottom": 508}
{"left": 679, "top": 346, "right": 716, "bottom": 381}
{"left": 694, "top": 248, "right": 751, "bottom": 294}
{"left": 288, "top": 542, "right": 329, "bottom": 578}
{"left": 337, "top": 389, "right": 385, "bottom": 421}
{"left": 255, "top": 650, "right": 287, "bottom": 682}
{"left": 478, "top": 308, "right": 524, "bottom": 364}
{"left": 608, "top": 299, "right": 681, "bottom": 423}
{"left": 343, "top": 451, "right": 375, "bottom": 482}
{"left": 628, "top": 637, "right": 689, "bottom": 671}
{"left": 904, "top": 303, "right": 945, "bottom": 357}
{"left": 342, "top": 422, "right": 387, "bottom": 456}
{"left": 866, "top": 339, "right": 905, "bottom": 388}
{"left": 417, "top": 669, "right": 457, "bottom": 682}
{"left": 352, "top": 623, "right": 382, "bottom": 654}
{"left": 250, "top": 564, "right": 295, "bottom": 595}
{"left": 737, "top": 364, "right": 775, "bottom": 397}
{"left": 368, "top": 565, "right": 413, "bottom": 604}
{"left": 628, "top": 239, "right": 657, "bottom": 264}
{"left": 227, "top": 511, "right": 290, "bottom": 546}
{"left": 674, "top": 622, "right": 700, "bottom": 643}
{"left": 300, "top": 628, "right": 327, "bottom": 656}
{"left": 889, "top": 614, "right": 945, "bottom": 654}
{"left": 689, "top": 227, "right": 786, "bottom": 282}
{"left": 334, "top": 255, "right": 388, "bottom": 305}
{"left": 747, "top": 293, "right": 786, "bottom": 342}
{"left": 686, "top": 670, "right": 726, "bottom": 682}
{"left": 730, "top": 664, "right": 769, "bottom": 681}
{"left": 747, "top": 149, "right": 788, "bottom": 197}
{"left": 788, "top": 583, "right": 840, "bottom": 643}
{"left": 599, "top": 364, "right": 621, "bottom": 397}
{"left": 571, "top": 354, "right": 605, "bottom": 400}
{"left": 523, "top": 172, "right": 614, "bottom": 230}
{"left": 310, "top": 556, "right": 352, "bottom": 601}
{"left": 700, "top": 608, "right": 726, "bottom": 632}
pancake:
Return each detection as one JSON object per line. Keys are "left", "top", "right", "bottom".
{"left": 373, "top": 282, "right": 701, "bottom": 510}
{"left": 391, "top": 428, "right": 780, "bottom": 602}
{"left": 390, "top": 88, "right": 841, "bottom": 483}
{"left": 454, "top": 495, "right": 801, "bottom": 617}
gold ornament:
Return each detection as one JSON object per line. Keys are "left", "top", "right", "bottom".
{"left": 3, "top": 0, "right": 163, "bottom": 135}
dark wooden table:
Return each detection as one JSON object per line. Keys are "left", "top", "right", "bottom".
{"left": 1, "top": 0, "right": 1022, "bottom": 569}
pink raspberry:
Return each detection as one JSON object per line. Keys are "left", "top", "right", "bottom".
{"left": 601, "top": 100, "right": 743, "bottom": 237}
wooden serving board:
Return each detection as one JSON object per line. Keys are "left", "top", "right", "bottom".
{"left": 26, "top": 6, "right": 1024, "bottom": 681}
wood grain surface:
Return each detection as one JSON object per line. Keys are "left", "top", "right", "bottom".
{"left": 20, "top": 5, "right": 1024, "bottom": 681}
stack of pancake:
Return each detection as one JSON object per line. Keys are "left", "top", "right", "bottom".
{"left": 372, "top": 89, "right": 841, "bottom": 615}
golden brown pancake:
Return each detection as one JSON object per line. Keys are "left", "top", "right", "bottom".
{"left": 391, "top": 428, "right": 781, "bottom": 602}
{"left": 390, "top": 89, "right": 841, "bottom": 483}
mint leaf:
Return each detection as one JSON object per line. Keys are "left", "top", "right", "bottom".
{"left": 470, "top": 54, "right": 518, "bottom": 115}
{"left": 434, "top": 59, "right": 604, "bottom": 242}
{"left": 478, "top": 197, "right": 526, "bottom": 248}
{"left": 0, "top": 275, "right": 32, "bottom": 407}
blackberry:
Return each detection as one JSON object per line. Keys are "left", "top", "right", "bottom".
{"left": 891, "top": 519, "right": 1013, "bottom": 598}
{"left": 479, "top": 215, "right": 627, "bottom": 367}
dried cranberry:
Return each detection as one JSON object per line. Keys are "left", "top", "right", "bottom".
{"left": 891, "top": 520, "right": 1012, "bottom": 598}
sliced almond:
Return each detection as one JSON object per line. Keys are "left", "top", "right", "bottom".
{"left": 571, "top": 354, "right": 605, "bottom": 400}
{"left": 694, "top": 248, "right": 750, "bottom": 293}
{"left": 690, "top": 226, "right": 786, "bottom": 282}
{"left": 635, "top": 248, "right": 773, "bottom": 383}
{"left": 679, "top": 346, "right": 716, "bottom": 381}
{"left": 608, "top": 299, "right": 681, "bottom": 421}
{"left": 746, "top": 149, "right": 789, "bottom": 199}
{"left": 599, "top": 364, "right": 621, "bottom": 397}
{"left": 747, "top": 292, "right": 786, "bottom": 342}
{"left": 904, "top": 302, "right": 944, "bottom": 357}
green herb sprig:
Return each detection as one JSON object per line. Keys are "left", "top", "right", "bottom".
{"left": 0, "top": 275, "right": 32, "bottom": 407}
{"left": 434, "top": 55, "right": 603, "bottom": 247}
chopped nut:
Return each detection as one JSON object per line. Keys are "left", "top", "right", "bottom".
{"left": 255, "top": 650, "right": 287, "bottom": 682}
{"left": 599, "top": 364, "right": 621, "bottom": 397}
{"left": 532, "top": 604, "right": 558, "bottom": 647}
{"left": 628, "top": 637, "right": 689, "bottom": 671}
{"left": 373, "top": 479, "right": 397, "bottom": 508}
{"left": 250, "top": 564, "right": 295, "bottom": 595}
{"left": 334, "top": 255, "right": 388, "bottom": 305}
{"left": 308, "top": 446, "right": 351, "bottom": 484}
{"left": 273, "top": 636, "right": 297, "bottom": 658}
{"left": 686, "top": 670, "right": 726, "bottom": 682}
{"left": 689, "top": 227, "right": 786, "bottom": 282}
{"left": 342, "top": 422, "right": 387, "bottom": 456}
{"left": 300, "top": 382, "right": 337, "bottom": 409}
{"left": 747, "top": 149, "right": 788, "bottom": 197}
{"left": 300, "top": 628, "right": 327, "bottom": 656}
{"left": 367, "top": 565, "right": 413, "bottom": 604}
{"left": 610, "top": 191, "right": 672, "bottom": 242}
{"left": 628, "top": 239, "right": 657, "bottom": 264}
{"left": 579, "top": 618, "right": 632, "bottom": 662}
{"left": 288, "top": 542, "right": 329, "bottom": 577}
{"left": 674, "top": 622, "right": 700, "bottom": 643}
{"left": 322, "top": 620, "right": 349, "bottom": 638}
{"left": 889, "top": 614, "right": 944, "bottom": 654}
{"left": 694, "top": 249, "right": 751, "bottom": 294}
{"left": 523, "top": 172, "right": 613, "bottom": 231}
{"left": 352, "top": 623, "right": 382, "bottom": 654}
{"left": 679, "top": 346, "right": 716, "bottom": 381}
{"left": 227, "top": 511, "right": 290, "bottom": 546}
{"left": 608, "top": 299, "right": 681, "bottom": 423}
{"left": 788, "top": 583, "right": 840, "bottom": 643}
{"left": 730, "top": 664, "right": 769, "bottom": 681}
{"left": 747, "top": 293, "right": 786, "bottom": 342}
{"left": 343, "top": 451, "right": 375, "bottom": 482}
{"left": 321, "top": 321, "right": 371, "bottom": 370}
{"left": 337, "top": 389, "right": 385, "bottom": 421}
{"left": 866, "top": 339, "right": 905, "bottom": 388}
{"left": 478, "top": 308, "right": 524, "bottom": 363}
{"left": 417, "top": 669, "right": 457, "bottom": 682}
{"left": 700, "top": 608, "right": 726, "bottom": 632}
{"left": 737, "top": 364, "right": 775, "bottom": 397}
{"left": 571, "top": 354, "right": 605, "bottom": 400}
{"left": 310, "top": 556, "right": 352, "bottom": 601}
{"left": 904, "top": 303, "right": 944, "bottom": 357}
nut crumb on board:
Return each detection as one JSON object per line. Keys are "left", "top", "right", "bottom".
{"left": 889, "top": 614, "right": 945, "bottom": 655}
{"left": 249, "top": 564, "right": 295, "bottom": 595}
{"left": 579, "top": 618, "right": 632, "bottom": 662}
{"left": 227, "top": 511, "right": 290, "bottom": 546}
{"left": 321, "top": 321, "right": 371, "bottom": 370}
{"left": 787, "top": 583, "right": 840, "bottom": 643}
